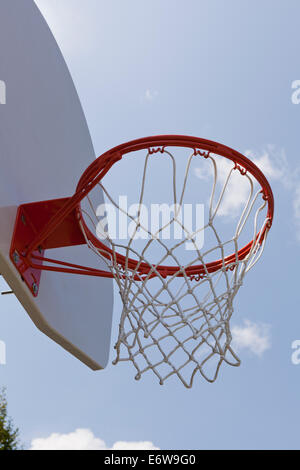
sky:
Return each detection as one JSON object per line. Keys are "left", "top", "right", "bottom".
{"left": 1, "top": 0, "right": 300, "bottom": 450}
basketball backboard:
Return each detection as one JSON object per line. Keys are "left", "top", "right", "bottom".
{"left": 0, "top": 0, "right": 113, "bottom": 369}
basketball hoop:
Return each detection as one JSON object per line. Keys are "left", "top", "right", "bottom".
{"left": 10, "top": 135, "right": 274, "bottom": 387}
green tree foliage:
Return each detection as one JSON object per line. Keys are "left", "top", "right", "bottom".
{"left": 0, "top": 388, "right": 20, "bottom": 450}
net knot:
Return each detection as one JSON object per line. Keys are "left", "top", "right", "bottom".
{"left": 234, "top": 162, "right": 247, "bottom": 175}
{"left": 149, "top": 146, "right": 165, "bottom": 155}
{"left": 193, "top": 149, "right": 210, "bottom": 159}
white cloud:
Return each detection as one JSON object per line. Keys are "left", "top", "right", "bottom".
{"left": 246, "top": 146, "right": 291, "bottom": 188}
{"left": 247, "top": 146, "right": 300, "bottom": 242}
{"left": 112, "top": 441, "right": 159, "bottom": 450}
{"left": 248, "top": 147, "right": 300, "bottom": 241}
{"left": 194, "top": 145, "right": 300, "bottom": 241}
{"left": 214, "top": 158, "right": 253, "bottom": 217}
{"left": 144, "top": 89, "right": 158, "bottom": 101}
{"left": 30, "top": 429, "right": 106, "bottom": 450}
{"left": 232, "top": 320, "right": 271, "bottom": 357}
{"left": 194, "top": 156, "right": 254, "bottom": 217}
{"left": 30, "top": 428, "right": 159, "bottom": 451}
{"left": 253, "top": 152, "right": 283, "bottom": 180}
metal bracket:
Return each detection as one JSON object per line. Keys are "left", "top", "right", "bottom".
{"left": 10, "top": 198, "right": 86, "bottom": 297}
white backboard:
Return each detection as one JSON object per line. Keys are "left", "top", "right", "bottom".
{"left": 0, "top": 0, "right": 113, "bottom": 369}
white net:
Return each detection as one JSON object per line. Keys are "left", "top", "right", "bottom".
{"left": 79, "top": 145, "right": 271, "bottom": 388}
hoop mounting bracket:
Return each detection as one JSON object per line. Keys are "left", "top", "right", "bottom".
{"left": 10, "top": 198, "right": 86, "bottom": 296}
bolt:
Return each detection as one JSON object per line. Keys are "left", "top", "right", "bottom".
{"left": 32, "top": 283, "right": 38, "bottom": 295}
{"left": 12, "top": 251, "right": 19, "bottom": 264}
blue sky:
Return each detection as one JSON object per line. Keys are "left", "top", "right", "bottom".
{"left": 1, "top": 0, "right": 300, "bottom": 450}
